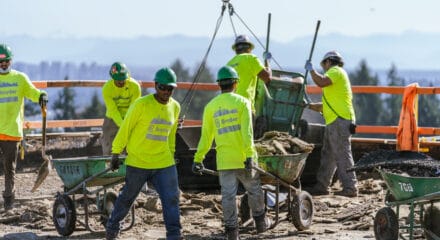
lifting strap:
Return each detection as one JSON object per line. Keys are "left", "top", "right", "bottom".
{"left": 180, "top": 0, "right": 282, "bottom": 118}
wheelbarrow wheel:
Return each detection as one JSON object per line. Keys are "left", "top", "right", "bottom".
{"left": 239, "top": 193, "right": 251, "bottom": 223}
{"left": 423, "top": 205, "right": 440, "bottom": 240}
{"left": 290, "top": 191, "right": 314, "bottom": 230}
{"left": 374, "top": 207, "right": 398, "bottom": 240}
{"left": 53, "top": 194, "right": 76, "bottom": 236}
{"left": 100, "top": 192, "right": 118, "bottom": 227}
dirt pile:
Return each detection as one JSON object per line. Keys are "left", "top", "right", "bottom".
{"left": 255, "top": 131, "right": 314, "bottom": 155}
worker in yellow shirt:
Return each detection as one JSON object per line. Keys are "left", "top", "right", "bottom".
{"left": 101, "top": 62, "right": 141, "bottom": 155}
{"left": 304, "top": 51, "right": 358, "bottom": 197}
{"left": 106, "top": 68, "right": 181, "bottom": 240}
{"left": 227, "top": 34, "right": 272, "bottom": 114}
{"left": 0, "top": 44, "right": 48, "bottom": 210}
{"left": 193, "top": 66, "right": 271, "bottom": 240}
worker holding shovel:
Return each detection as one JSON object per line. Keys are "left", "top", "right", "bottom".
{"left": 0, "top": 44, "right": 48, "bottom": 210}
{"left": 193, "top": 66, "right": 271, "bottom": 240}
{"left": 304, "top": 51, "right": 358, "bottom": 197}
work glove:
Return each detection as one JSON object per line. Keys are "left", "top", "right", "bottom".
{"left": 244, "top": 157, "right": 254, "bottom": 171}
{"left": 192, "top": 162, "right": 204, "bottom": 175}
{"left": 263, "top": 51, "right": 272, "bottom": 61}
{"left": 304, "top": 60, "right": 314, "bottom": 71}
{"left": 38, "top": 93, "right": 48, "bottom": 108}
{"left": 111, "top": 154, "right": 121, "bottom": 171}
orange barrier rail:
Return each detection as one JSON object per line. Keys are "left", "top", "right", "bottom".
{"left": 24, "top": 81, "right": 440, "bottom": 136}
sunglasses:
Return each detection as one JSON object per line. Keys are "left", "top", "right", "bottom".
{"left": 157, "top": 84, "right": 175, "bottom": 92}
{"left": 0, "top": 60, "right": 10, "bottom": 64}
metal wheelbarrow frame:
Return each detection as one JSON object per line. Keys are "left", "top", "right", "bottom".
{"left": 51, "top": 156, "right": 135, "bottom": 236}
{"left": 374, "top": 168, "right": 440, "bottom": 240}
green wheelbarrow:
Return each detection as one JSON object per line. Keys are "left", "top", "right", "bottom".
{"left": 51, "top": 156, "right": 135, "bottom": 236}
{"left": 374, "top": 168, "right": 440, "bottom": 240}
{"left": 239, "top": 152, "right": 314, "bottom": 231}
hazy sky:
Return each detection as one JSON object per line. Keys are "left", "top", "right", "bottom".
{"left": 4, "top": 0, "right": 440, "bottom": 41}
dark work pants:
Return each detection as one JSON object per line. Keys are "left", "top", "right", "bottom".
{"left": 0, "top": 141, "right": 19, "bottom": 199}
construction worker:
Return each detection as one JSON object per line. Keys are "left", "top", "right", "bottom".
{"left": 227, "top": 34, "right": 272, "bottom": 114}
{"left": 192, "top": 66, "right": 271, "bottom": 240}
{"left": 0, "top": 44, "right": 48, "bottom": 210}
{"left": 106, "top": 68, "right": 182, "bottom": 240}
{"left": 101, "top": 62, "right": 141, "bottom": 156}
{"left": 304, "top": 51, "right": 358, "bottom": 197}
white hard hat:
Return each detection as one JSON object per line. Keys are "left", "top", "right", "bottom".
{"left": 321, "top": 51, "right": 343, "bottom": 63}
{"left": 232, "top": 35, "right": 254, "bottom": 50}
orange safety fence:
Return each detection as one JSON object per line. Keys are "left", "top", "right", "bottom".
{"left": 25, "top": 81, "right": 440, "bottom": 138}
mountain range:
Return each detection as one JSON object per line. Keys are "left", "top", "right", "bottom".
{"left": 5, "top": 31, "right": 440, "bottom": 71}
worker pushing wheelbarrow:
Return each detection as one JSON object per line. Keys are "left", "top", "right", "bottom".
{"left": 49, "top": 156, "right": 135, "bottom": 236}
{"left": 191, "top": 66, "right": 314, "bottom": 239}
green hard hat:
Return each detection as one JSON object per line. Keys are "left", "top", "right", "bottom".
{"left": 154, "top": 67, "right": 177, "bottom": 87}
{"left": 217, "top": 66, "right": 238, "bottom": 83}
{"left": 0, "top": 44, "right": 13, "bottom": 61}
{"left": 109, "top": 62, "right": 129, "bottom": 81}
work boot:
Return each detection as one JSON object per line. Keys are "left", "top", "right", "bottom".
{"left": 254, "top": 213, "right": 272, "bottom": 233}
{"left": 304, "top": 185, "right": 329, "bottom": 196}
{"left": 225, "top": 226, "right": 239, "bottom": 240}
{"left": 3, "top": 196, "right": 14, "bottom": 211}
{"left": 105, "top": 230, "right": 118, "bottom": 240}
{"left": 334, "top": 188, "right": 358, "bottom": 197}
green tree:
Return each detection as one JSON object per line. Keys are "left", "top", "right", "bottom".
{"left": 52, "top": 76, "right": 77, "bottom": 131}
{"left": 80, "top": 90, "right": 105, "bottom": 119}
{"left": 381, "top": 64, "right": 405, "bottom": 126}
{"left": 24, "top": 100, "right": 40, "bottom": 117}
{"left": 418, "top": 82, "right": 440, "bottom": 127}
{"left": 349, "top": 60, "right": 384, "bottom": 127}
{"left": 171, "top": 59, "right": 216, "bottom": 120}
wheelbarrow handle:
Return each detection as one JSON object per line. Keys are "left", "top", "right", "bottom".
{"left": 200, "top": 168, "right": 219, "bottom": 176}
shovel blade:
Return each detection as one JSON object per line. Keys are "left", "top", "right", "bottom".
{"left": 31, "top": 157, "right": 52, "bottom": 193}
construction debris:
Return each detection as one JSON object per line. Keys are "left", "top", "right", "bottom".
{"left": 349, "top": 149, "right": 440, "bottom": 177}
{"left": 255, "top": 131, "right": 314, "bottom": 156}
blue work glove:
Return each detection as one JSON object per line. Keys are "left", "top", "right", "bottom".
{"left": 111, "top": 154, "right": 121, "bottom": 171}
{"left": 244, "top": 157, "right": 254, "bottom": 171}
{"left": 263, "top": 51, "right": 272, "bottom": 61}
{"left": 304, "top": 60, "right": 314, "bottom": 71}
{"left": 38, "top": 93, "right": 48, "bottom": 108}
{"left": 192, "top": 162, "right": 204, "bottom": 175}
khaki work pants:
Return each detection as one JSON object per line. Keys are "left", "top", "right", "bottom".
{"left": 101, "top": 117, "right": 119, "bottom": 156}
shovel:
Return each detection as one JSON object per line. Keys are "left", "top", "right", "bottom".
{"left": 31, "top": 104, "right": 52, "bottom": 192}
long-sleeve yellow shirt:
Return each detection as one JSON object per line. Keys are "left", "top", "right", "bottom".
{"left": 194, "top": 92, "right": 256, "bottom": 170}
{"left": 102, "top": 78, "right": 141, "bottom": 127}
{"left": 112, "top": 94, "right": 180, "bottom": 169}
{"left": 0, "top": 70, "right": 45, "bottom": 139}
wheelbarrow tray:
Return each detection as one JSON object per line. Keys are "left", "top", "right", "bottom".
{"left": 52, "top": 156, "right": 126, "bottom": 190}
{"left": 258, "top": 152, "right": 309, "bottom": 184}
{"left": 378, "top": 168, "right": 440, "bottom": 202}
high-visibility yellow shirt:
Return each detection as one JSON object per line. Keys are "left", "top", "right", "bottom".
{"left": 194, "top": 92, "right": 256, "bottom": 170}
{"left": 112, "top": 94, "right": 180, "bottom": 169}
{"left": 0, "top": 70, "right": 45, "bottom": 139}
{"left": 102, "top": 78, "right": 141, "bottom": 127}
{"left": 227, "top": 53, "right": 265, "bottom": 113}
{"left": 322, "top": 66, "right": 356, "bottom": 125}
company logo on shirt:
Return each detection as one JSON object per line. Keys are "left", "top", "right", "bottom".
{"left": 214, "top": 107, "right": 240, "bottom": 135}
{"left": 146, "top": 116, "right": 172, "bottom": 141}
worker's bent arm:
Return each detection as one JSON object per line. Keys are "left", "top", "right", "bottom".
{"left": 310, "top": 70, "right": 332, "bottom": 88}
{"left": 257, "top": 67, "right": 272, "bottom": 84}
